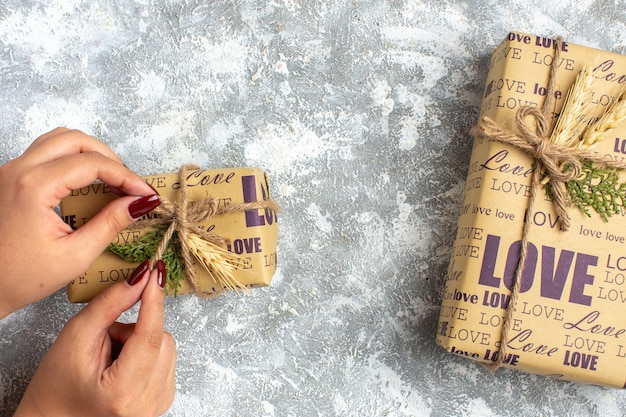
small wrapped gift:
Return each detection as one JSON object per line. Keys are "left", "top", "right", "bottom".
{"left": 436, "top": 32, "right": 626, "bottom": 388}
{"left": 60, "top": 166, "right": 279, "bottom": 303}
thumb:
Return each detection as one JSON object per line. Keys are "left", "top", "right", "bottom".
{"left": 67, "top": 194, "right": 161, "bottom": 261}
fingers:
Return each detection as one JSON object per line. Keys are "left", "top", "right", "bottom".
{"left": 20, "top": 128, "right": 155, "bottom": 202}
{"left": 75, "top": 266, "right": 151, "bottom": 335}
{"left": 24, "top": 134, "right": 161, "bottom": 260}
{"left": 107, "top": 328, "right": 176, "bottom": 416}
{"left": 66, "top": 193, "right": 160, "bottom": 261}
{"left": 112, "top": 261, "right": 167, "bottom": 384}
{"left": 34, "top": 262, "right": 175, "bottom": 416}
{"left": 30, "top": 148, "right": 160, "bottom": 260}
{"left": 23, "top": 127, "right": 124, "bottom": 166}
{"left": 40, "top": 151, "right": 155, "bottom": 202}
{"left": 108, "top": 322, "right": 136, "bottom": 345}
{"left": 108, "top": 322, "right": 136, "bottom": 364}
{"left": 156, "top": 332, "right": 177, "bottom": 415}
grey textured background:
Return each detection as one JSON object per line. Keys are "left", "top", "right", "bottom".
{"left": 1, "top": 1, "right": 626, "bottom": 416}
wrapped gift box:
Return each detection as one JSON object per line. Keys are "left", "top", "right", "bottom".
{"left": 60, "top": 167, "right": 279, "bottom": 303}
{"left": 436, "top": 32, "right": 626, "bottom": 388}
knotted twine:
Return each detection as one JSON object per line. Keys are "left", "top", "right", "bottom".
{"left": 471, "top": 38, "right": 626, "bottom": 370}
{"left": 131, "top": 164, "right": 281, "bottom": 298}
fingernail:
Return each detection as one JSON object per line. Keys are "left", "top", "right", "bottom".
{"left": 146, "top": 182, "right": 160, "bottom": 195}
{"left": 156, "top": 259, "right": 166, "bottom": 289}
{"left": 127, "top": 260, "right": 150, "bottom": 286}
{"left": 128, "top": 194, "right": 161, "bottom": 219}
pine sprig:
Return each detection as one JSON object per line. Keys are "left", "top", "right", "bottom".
{"left": 542, "top": 63, "right": 626, "bottom": 223}
{"left": 108, "top": 227, "right": 185, "bottom": 295}
{"left": 545, "top": 161, "right": 626, "bottom": 222}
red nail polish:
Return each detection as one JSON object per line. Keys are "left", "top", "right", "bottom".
{"left": 127, "top": 260, "right": 150, "bottom": 285}
{"left": 128, "top": 194, "right": 160, "bottom": 219}
{"left": 156, "top": 259, "right": 166, "bottom": 289}
{"left": 146, "top": 182, "right": 160, "bottom": 195}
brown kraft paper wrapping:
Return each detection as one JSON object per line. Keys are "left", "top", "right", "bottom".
{"left": 61, "top": 167, "right": 279, "bottom": 303}
{"left": 436, "top": 32, "right": 626, "bottom": 388}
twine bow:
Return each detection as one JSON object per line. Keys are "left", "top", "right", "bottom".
{"left": 130, "top": 164, "right": 280, "bottom": 297}
{"left": 470, "top": 38, "right": 626, "bottom": 370}
{"left": 472, "top": 63, "right": 626, "bottom": 230}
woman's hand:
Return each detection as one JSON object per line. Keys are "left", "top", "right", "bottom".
{"left": 0, "top": 128, "right": 160, "bottom": 318}
{"left": 14, "top": 260, "right": 176, "bottom": 417}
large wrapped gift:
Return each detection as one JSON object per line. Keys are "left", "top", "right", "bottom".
{"left": 436, "top": 32, "right": 626, "bottom": 388}
{"left": 60, "top": 166, "right": 279, "bottom": 303}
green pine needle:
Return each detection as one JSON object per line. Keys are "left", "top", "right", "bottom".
{"left": 544, "top": 160, "right": 626, "bottom": 222}
{"left": 108, "top": 227, "right": 185, "bottom": 295}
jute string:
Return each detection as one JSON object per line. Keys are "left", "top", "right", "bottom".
{"left": 472, "top": 38, "right": 626, "bottom": 370}
{"left": 131, "top": 164, "right": 281, "bottom": 297}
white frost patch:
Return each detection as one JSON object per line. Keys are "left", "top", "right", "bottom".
{"left": 175, "top": 358, "right": 239, "bottom": 415}
{"left": 391, "top": 51, "right": 448, "bottom": 90}
{"left": 261, "top": 401, "right": 276, "bottom": 416}
{"left": 382, "top": 21, "right": 469, "bottom": 59}
{"left": 167, "top": 394, "right": 212, "bottom": 417}
{"left": 396, "top": 191, "right": 413, "bottom": 221}
{"left": 197, "top": 37, "right": 250, "bottom": 75}
{"left": 334, "top": 355, "right": 432, "bottom": 416}
{"left": 225, "top": 314, "right": 245, "bottom": 335}
{"left": 244, "top": 118, "right": 332, "bottom": 173}
{"left": 305, "top": 203, "right": 333, "bottom": 235}
{"left": 205, "top": 118, "right": 245, "bottom": 151}
{"left": 327, "top": 294, "right": 367, "bottom": 314}
{"left": 125, "top": 107, "right": 210, "bottom": 171}
{"left": 577, "top": 385, "right": 623, "bottom": 417}
{"left": 22, "top": 93, "right": 102, "bottom": 142}
{"left": 461, "top": 397, "right": 499, "bottom": 417}
{"left": 0, "top": 3, "right": 127, "bottom": 73}
{"left": 163, "top": 142, "right": 210, "bottom": 172}
{"left": 396, "top": 85, "right": 435, "bottom": 127}
{"left": 270, "top": 267, "right": 284, "bottom": 287}
{"left": 414, "top": 55, "right": 448, "bottom": 89}
{"left": 387, "top": 191, "right": 428, "bottom": 252}
{"left": 274, "top": 54, "right": 290, "bottom": 75}
{"left": 441, "top": 360, "right": 481, "bottom": 385}
{"left": 355, "top": 211, "right": 385, "bottom": 261}
{"left": 306, "top": 203, "right": 333, "bottom": 250}
{"left": 388, "top": 209, "right": 429, "bottom": 251}
{"left": 391, "top": 293, "right": 436, "bottom": 340}
{"left": 370, "top": 79, "right": 395, "bottom": 117}
{"left": 206, "top": 356, "right": 239, "bottom": 384}
{"left": 145, "top": 109, "right": 197, "bottom": 143}
{"left": 279, "top": 80, "right": 292, "bottom": 96}
{"left": 392, "top": 3, "right": 474, "bottom": 38}
{"left": 278, "top": 183, "right": 297, "bottom": 198}
{"left": 178, "top": 295, "right": 200, "bottom": 316}
{"left": 136, "top": 70, "right": 166, "bottom": 108}
{"left": 398, "top": 115, "right": 419, "bottom": 151}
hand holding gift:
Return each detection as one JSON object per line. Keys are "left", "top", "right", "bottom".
{"left": 0, "top": 128, "right": 174, "bottom": 415}
{"left": 14, "top": 261, "right": 176, "bottom": 417}
{"left": 0, "top": 128, "right": 160, "bottom": 318}
{"left": 62, "top": 164, "right": 280, "bottom": 302}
